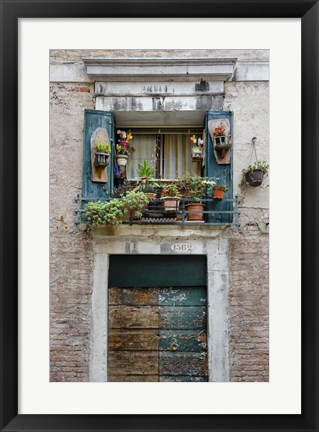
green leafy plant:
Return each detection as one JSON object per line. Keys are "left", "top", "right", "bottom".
{"left": 85, "top": 191, "right": 150, "bottom": 226}
{"left": 202, "top": 179, "right": 216, "bottom": 192}
{"left": 242, "top": 160, "right": 269, "bottom": 176}
{"left": 214, "top": 184, "right": 228, "bottom": 192}
{"left": 241, "top": 160, "right": 269, "bottom": 187}
{"left": 116, "top": 144, "right": 129, "bottom": 156}
{"left": 137, "top": 160, "right": 155, "bottom": 180}
{"left": 85, "top": 200, "right": 124, "bottom": 225}
{"left": 95, "top": 143, "right": 111, "bottom": 153}
{"left": 122, "top": 191, "right": 150, "bottom": 219}
{"left": 178, "top": 175, "right": 208, "bottom": 201}
{"left": 162, "top": 183, "right": 179, "bottom": 197}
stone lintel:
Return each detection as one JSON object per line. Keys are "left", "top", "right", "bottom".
{"left": 83, "top": 57, "right": 237, "bottom": 82}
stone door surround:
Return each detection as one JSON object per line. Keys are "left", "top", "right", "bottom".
{"left": 89, "top": 227, "right": 230, "bottom": 382}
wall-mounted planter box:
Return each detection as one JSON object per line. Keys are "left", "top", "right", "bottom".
{"left": 94, "top": 152, "right": 110, "bottom": 168}
{"left": 208, "top": 119, "right": 232, "bottom": 165}
{"left": 90, "top": 126, "right": 111, "bottom": 183}
{"left": 213, "top": 137, "right": 232, "bottom": 159}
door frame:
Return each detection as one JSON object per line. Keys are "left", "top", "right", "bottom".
{"left": 89, "top": 229, "right": 230, "bottom": 382}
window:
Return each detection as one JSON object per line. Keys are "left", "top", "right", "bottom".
{"left": 126, "top": 130, "right": 203, "bottom": 180}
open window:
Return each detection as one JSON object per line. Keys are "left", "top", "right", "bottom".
{"left": 82, "top": 109, "right": 233, "bottom": 224}
{"left": 126, "top": 129, "right": 204, "bottom": 180}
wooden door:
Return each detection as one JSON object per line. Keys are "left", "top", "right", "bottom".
{"left": 108, "top": 286, "right": 208, "bottom": 382}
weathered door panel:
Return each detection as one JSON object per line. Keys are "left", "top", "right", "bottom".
{"left": 159, "top": 330, "right": 207, "bottom": 352}
{"left": 160, "top": 306, "right": 207, "bottom": 330}
{"left": 159, "top": 286, "right": 207, "bottom": 306}
{"left": 160, "top": 376, "right": 207, "bottom": 382}
{"left": 107, "top": 286, "right": 208, "bottom": 382}
{"left": 109, "top": 287, "right": 159, "bottom": 306}
{"left": 108, "top": 351, "right": 159, "bottom": 376}
{"left": 108, "top": 305, "right": 160, "bottom": 329}
{"left": 108, "top": 329, "right": 159, "bottom": 351}
{"left": 160, "top": 352, "right": 208, "bottom": 377}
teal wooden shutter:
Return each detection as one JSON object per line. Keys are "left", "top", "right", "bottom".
{"left": 205, "top": 111, "right": 233, "bottom": 223}
{"left": 82, "top": 109, "right": 115, "bottom": 201}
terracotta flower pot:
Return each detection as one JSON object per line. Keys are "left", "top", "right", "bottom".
{"left": 163, "top": 197, "right": 181, "bottom": 212}
{"left": 185, "top": 203, "right": 205, "bottom": 221}
{"left": 213, "top": 187, "right": 225, "bottom": 200}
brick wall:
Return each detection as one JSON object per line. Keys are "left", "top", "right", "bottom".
{"left": 50, "top": 82, "right": 94, "bottom": 381}
{"left": 228, "top": 228, "right": 269, "bottom": 381}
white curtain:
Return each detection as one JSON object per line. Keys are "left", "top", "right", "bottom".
{"left": 127, "top": 134, "right": 156, "bottom": 180}
{"left": 163, "top": 134, "right": 200, "bottom": 178}
{"left": 127, "top": 133, "right": 201, "bottom": 179}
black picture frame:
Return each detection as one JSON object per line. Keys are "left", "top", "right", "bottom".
{"left": 0, "top": 1, "right": 318, "bottom": 431}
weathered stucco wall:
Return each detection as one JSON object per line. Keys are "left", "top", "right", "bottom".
{"left": 224, "top": 81, "right": 269, "bottom": 228}
{"left": 50, "top": 49, "right": 269, "bottom": 382}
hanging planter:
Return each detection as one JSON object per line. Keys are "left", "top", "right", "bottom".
{"left": 245, "top": 169, "right": 264, "bottom": 187}
{"left": 240, "top": 138, "right": 269, "bottom": 188}
{"left": 213, "top": 185, "right": 228, "bottom": 200}
{"left": 242, "top": 160, "right": 269, "bottom": 187}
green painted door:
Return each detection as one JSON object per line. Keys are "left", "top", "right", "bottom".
{"left": 107, "top": 255, "right": 208, "bottom": 382}
{"left": 108, "top": 286, "right": 208, "bottom": 382}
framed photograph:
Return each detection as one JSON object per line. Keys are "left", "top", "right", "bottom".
{"left": 0, "top": 0, "right": 318, "bottom": 431}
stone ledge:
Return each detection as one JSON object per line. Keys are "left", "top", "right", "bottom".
{"left": 50, "top": 59, "right": 269, "bottom": 83}
{"left": 82, "top": 57, "right": 237, "bottom": 82}
{"left": 91, "top": 224, "right": 228, "bottom": 241}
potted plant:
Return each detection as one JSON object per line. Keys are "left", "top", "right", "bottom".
{"left": 85, "top": 191, "right": 149, "bottom": 226}
{"left": 94, "top": 143, "right": 111, "bottom": 167}
{"left": 136, "top": 183, "right": 163, "bottom": 216}
{"left": 189, "top": 135, "right": 204, "bottom": 160}
{"left": 242, "top": 160, "right": 269, "bottom": 187}
{"left": 213, "top": 184, "right": 228, "bottom": 200}
{"left": 116, "top": 130, "right": 133, "bottom": 168}
{"left": 161, "top": 183, "right": 181, "bottom": 212}
{"left": 137, "top": 160, "right": 155, "bottom": 184}
{"left": 178, "top": 175, "right": 207, "bottom": 222}
{"left": 122, "top": 190, "right": 150, "bottom": 221}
